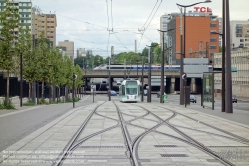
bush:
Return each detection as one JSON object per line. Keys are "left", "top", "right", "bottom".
{"left": 67, "top": 97, "right": 80, "bottom": 103}
{"left": 23, "top": 101, "right": 36, "bottom": 106}
{"left": 52, "top": 99, "right": 63, "bottom": 104}
{"left": 39, "top": 99, "right": 50, "bottom": 105}
{"left": 0, "top": 98, "right": 15, "bottom": 109}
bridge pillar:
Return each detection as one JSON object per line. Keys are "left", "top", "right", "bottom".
{"left": 170, "top": 78, "right": 175, "bottom": 93}
{"left": 191, "top": 78, "right": 196, "bottom": 93}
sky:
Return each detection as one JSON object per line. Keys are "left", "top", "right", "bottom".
{"left": 30, "top": 0, "right": 249, "bottom": 58}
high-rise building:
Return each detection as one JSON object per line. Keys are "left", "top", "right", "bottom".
{"left": 230, "top": 20, "right": 249, "bottom": 48}
{"left": 34, "top": 13, "right": 57, "bottom": 46}
{"left": 0, "top": 0, "right": 34, "bottom": 35}
{"left": 167, "top": 11, "right": 219, "bottom": 65}
{"left": 160, "top": 13, "right": 171, "bottom": 47}
{"left": 77, "top": 48, "right": 86, "bottom": 57}
{"left": 58, "top": 40, "right": 74, "bottom": 62}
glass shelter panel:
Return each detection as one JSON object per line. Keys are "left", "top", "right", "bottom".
{"left": 203, "top": 73, "right": 214, "bottom": 109}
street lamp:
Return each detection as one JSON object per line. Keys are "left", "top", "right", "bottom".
{"left": 176, "top": 0, "right": 211, "bottom": 105}
{"left": 211, "top": 31, "right": 225, "bottom": 112}
{"left": 20, "top": 52, "right": 23, "bottom": 107}
{"left": 72, "top": 73, "right": 77, "bottom": 108}
{"left": 158, "top": 28, "right": 173, "bottom": 103}
{"left": 136, "top": 60, "right": 139, "bottom": 80}
{"left": 146, "top": 44, "right": 158, "bottom": 103}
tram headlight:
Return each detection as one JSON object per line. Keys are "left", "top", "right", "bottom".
{"left": 134, "top": 96, "right": 136, "bottom": 99}
{"left": 127, "top": 96, "right": 129, "bottom": 99}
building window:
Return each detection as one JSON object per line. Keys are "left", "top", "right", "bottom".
{"left": 210, "top": 38, "right": 217, "bottom": 42}
{"left": 210, "top": 23, "right": 217, "bottom": 27}
{"left": 240, "top": 39, "right": 244, "bottom": 42}
{"left": 210, "top": 45, "right": 217, "bottom": 49}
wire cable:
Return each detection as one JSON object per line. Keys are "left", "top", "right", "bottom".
{"left": 111, "top": 0, "right": 114, "bottom": 30}
{"left": 141, "top": 0, "right": 158, "bottom": 30}
{"left": 113, "top": 33, "right": 132, "bottom": 52}
{"left": 106, "top": 0, "right": 110, "bottom": 30}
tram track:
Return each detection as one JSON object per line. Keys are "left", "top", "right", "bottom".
{"left": 158, "top": 105, "right": 249, "bottom": 144}
{"left": 131, "top": 104, "right": 236, "bottom": 166}
{"left": 53, "top": 101, "right": 107, "bottom": 166}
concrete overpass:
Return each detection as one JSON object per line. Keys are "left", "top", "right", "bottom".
{"left": 82, "top": 70, "right": 180, "bottom": 78}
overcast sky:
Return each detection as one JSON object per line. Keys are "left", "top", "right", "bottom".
{"left": 31, "top": 0, "right": 249, "bottom": 58}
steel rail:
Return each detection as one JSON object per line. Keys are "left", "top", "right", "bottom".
{"left": 52, "top": 102, "right": 106, "bottom": 166}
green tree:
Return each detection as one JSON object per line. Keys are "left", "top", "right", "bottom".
{"left": 16, "top": 26, "right": 36, "bottom": 101}
{"left": 0, "top": 0, "right": 20, "bottom": 103}
{"left": 35, "top": 32, "right": 52, "bottom": 100}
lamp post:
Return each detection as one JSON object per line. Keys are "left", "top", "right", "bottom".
{"left": 146, "top": 44, "right": 158, "bottom": 102}
{"left": 141, "top": 56, "right": 144, "bottom": 102}
{"left": 211, "top": 31, "right": 225, "bottom": 112}
{"left": 108, "top": 57, "right": 111, "bottom": 101}
{"left": 176, "top": 0, "right": 212, "bottom": 105}
{"left": 158, "top": 29, "right": 173, "bottom": 103}
{"left": 72, "top": 73, "right": 77, "bottom": 108}
{"left": 224, "top": 0, "right": 233, "bottom": 113}
{"left": 136, "top": 60, "right": 139, "bottom": 80}
{"left": 20, "top": 52, "right": 23, "bottom": 107}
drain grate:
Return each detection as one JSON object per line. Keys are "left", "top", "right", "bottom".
{"left": 80, "top": 146, "right": 125, "bottom": 148}
{"left": 161, "top": 154, "right": 188, "bottom": 157}
{"left": 154, "top": 145, "right": 177, "bottom": 147}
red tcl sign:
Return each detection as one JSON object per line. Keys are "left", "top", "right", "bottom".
{"left": 194, "top": 7, "right": 212, "bottom": 12}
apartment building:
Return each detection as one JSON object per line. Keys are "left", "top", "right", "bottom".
{"left": 160, "top": 13, "right": 171, "bottom": 47}
{"left": 34, "top": 13, "right": 57, "bottom": 46}
{"left": 0, "top": 0, "right": 34, "bottom": 34}
{"left": 167, "top": 11, "right": 219, "bottom": 65}
{"left": 214, "top": 48, "right": 249, "bottom": 97}
{"left": 58, "top": 40, "right": 74, "bottom": 63}
{"left": 230, "top": 20, "right": 249, "bottom": 48}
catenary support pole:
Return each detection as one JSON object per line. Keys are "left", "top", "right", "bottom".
{"left": 225, "top": 0, "right": 233, "bottom": 113}
{"left": 222, "top": 0, "right": 226, "bottom": 112}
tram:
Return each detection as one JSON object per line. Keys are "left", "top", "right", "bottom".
{"left": 119, "top": 79, "right": 141, "bottom": 102}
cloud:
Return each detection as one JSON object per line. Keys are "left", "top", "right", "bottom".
{"left": 31, "top": 0, "right": 249, "bottom": 57}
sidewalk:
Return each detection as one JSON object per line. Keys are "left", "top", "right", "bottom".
{"left": 0, "top": 95, "right": 88, "bottom": 116}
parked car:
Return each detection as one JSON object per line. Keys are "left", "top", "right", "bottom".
{"left": 232, "top": 94, "right": 237, "bottom": 103}
{"left": 111, "top": 90, "right": 117, "bottom": 96}
{"left": 157, "top": 91, "right": 166, "bottom": 98}
{"left": 190, "top": 94, "right": 197, "bottom": 103}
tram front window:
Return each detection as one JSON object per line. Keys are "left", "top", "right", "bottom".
{"left": 126, "top": 81, "right": 137, "bottom": 95}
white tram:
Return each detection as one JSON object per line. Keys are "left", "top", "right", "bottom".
{"left": 119, "top": 79, "right": 141, "bottom": 102}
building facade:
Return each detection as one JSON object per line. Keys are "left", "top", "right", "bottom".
{"left": 58, "top": 40, "right": 74, "bottom": 62}
{"left": 214, "top": 48, "right": 249, "bottom": 97}
{"left": 230, "top": 20, "right": 249, "bottom": 48}
{"left": 160, "top": 13, "right": 171, "bottom": 47}
{"left": 0, "top": 0, "right": 34, "bottom": 34}
{"left": 34, "top": 13, "right": 57, "bottom": 46}
{"left": 167, "top": 11, "right": 219, "bottom": 65}
{"left": 77, "top": 48, "right": 86, "bottom": 57}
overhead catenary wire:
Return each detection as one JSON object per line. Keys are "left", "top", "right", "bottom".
{"left": 138, "top": 0, "right": 163, "bottom": 48}
{"left": 113, "top": 33, "right": 132, "bottom": 52}
{"left": 111, "top": 0, "right": 114, "bottom": 30}
{"left": 106, "top": 0, "right": 110, "bottom": 30}
{"left": 141, "top": 0, "right": 158, "bottom": 30}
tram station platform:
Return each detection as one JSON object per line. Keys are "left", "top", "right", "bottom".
{"left": 1, "top": 101, "right": 249, "bottom": 165}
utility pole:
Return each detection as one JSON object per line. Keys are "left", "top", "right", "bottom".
{"left": 141, "top": 56, "right": 144, "bottom": 102}
{"left": 158, "top": 29, "right": 173, "bottom": 103}
{"left": 124, "top": 59, "right": 126, "bottom": 80}
{"left": 32, "top": 34, "right": 36, "bottom": 104}
{"left": 221, "top": 0, "right": 226, "bottom": 112}
{"left": 148, "top": 47, "right": 151, "bottom": 103}
{"left": 20, "top": 52, "right": 23, "bottom": 107}
{"left": 179, "top": 7, "right": 184, "bottom": 105}
{"left": 108, "top": 58, "right": 111, "bottom": 101}
{"left": 135, "top": 40, "right": 137, "bottom": 53}
{"left": 225, "top": 0, "right": 233, "bottom": 113}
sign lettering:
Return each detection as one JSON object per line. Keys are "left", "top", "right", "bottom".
{"left": 194, "top": 7, "right": 212, "bottom": 13}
